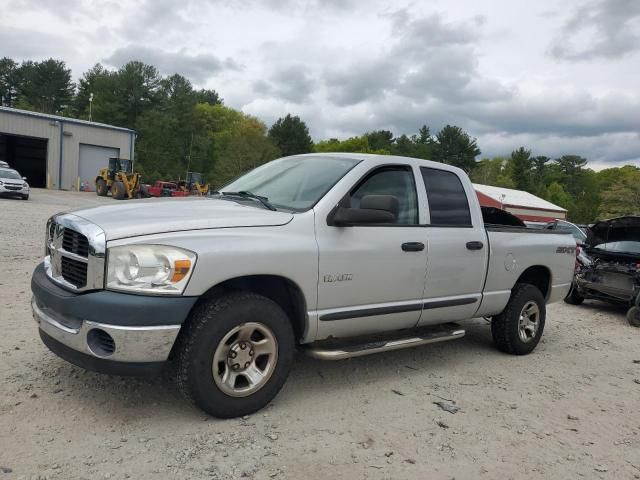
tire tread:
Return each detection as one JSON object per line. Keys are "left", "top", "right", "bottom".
{"left": 174, "top": 291, "right": 294, "bottom": 417}
{"left": 491, "top": 283, "right": 545, "bottom": 355}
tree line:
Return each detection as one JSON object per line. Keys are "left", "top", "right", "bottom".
{"left": 1, "top": 56, "right": 638, "bottom": 222}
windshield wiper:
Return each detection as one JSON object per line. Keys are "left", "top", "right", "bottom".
{"left": 215, "top": 190, "right": 277, "bottom": 211}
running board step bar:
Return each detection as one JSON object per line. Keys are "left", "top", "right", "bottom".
{"left": 304, "top": 324, "right": 465, "bottom": 360}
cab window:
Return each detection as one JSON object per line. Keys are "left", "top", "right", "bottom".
{"left": 349, "top": 167, "right": 418, "bottom": 225}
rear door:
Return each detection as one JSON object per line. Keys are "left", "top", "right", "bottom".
{"left": 417, "top": 167, "right": 488, "bottom": 325}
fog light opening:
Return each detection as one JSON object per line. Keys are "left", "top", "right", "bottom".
{"left": 87, "top": 328, "right": 116, "bottom": 357}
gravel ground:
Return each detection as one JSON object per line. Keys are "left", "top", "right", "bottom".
{"left": 1, "top": 189, "right": 639, "bottom": 480}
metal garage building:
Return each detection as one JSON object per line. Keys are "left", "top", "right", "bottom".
{"left": 0, "top": 107, "right": 135, "bottom": 191}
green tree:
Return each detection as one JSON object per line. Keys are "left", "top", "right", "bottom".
{"left": 411, "top": 125, "right": 435, "bottom": 160}
{"left": 555, "top": 155, "right": 588, "bottom": 196}
{"left": 195, "top": 104, "right": 280, "bottom": 186}
{"left": 314, "top": 135, "right": 389, "bottom": 154}
{"left": 508, "top": 147, "right": 533, "bottom": 191}
{"left": 433, "top": 125, "right": 480, "bottom": 173}
{"left": 599, "top": 169, "right": 640, "bottom": 218}
{"left": 73, "top": 64, "right": 122, "bottom": 122}
{"left": 544, "top": 182, "right": 574, "bottom": 213}
{"left": 194, "top": 88, "right": 222, "bottom": 106}
{"left": 135, "top": 75, "right": 212, "bottom": 179}
{"left": 268, "top": 114, "right": 313, "bottom": 157}
{"left": 471, "top": 157, "right": 514, "bottom": 187}
{"left": 0, "top": 57, "right": 19, "bottom": 106}
{"left": 366, "top": 130, "right": 394, "bottom": 151}
{"left": 531, "top": 156, "right": 550, "bottom": 195}
{"left": 15, "top": 59, "right": 74, "bottom": 114}
{"left": 116, "top": 61, "right": 162, "bottom": 129}
{"left": 392, "top": 134, "right": 415, "bottom": 156}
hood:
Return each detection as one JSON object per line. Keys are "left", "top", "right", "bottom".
{"left": 70, "top": 197, "right": 294, "bottom": 240}
{"left": 1, "top": 178, "right": 24, "bottom": 185}
{"left": 587, "top": 216, "right": 640, "bottom": 247}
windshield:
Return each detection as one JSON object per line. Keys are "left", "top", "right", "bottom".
{"left": 549, "top": 220, "right": 587, "bottom": 242}
{"left": 221, "top": 155, "right": 361, "bottom": 211}
{"left": 592, "top": 241, "right": 640, "bottom": 254}
{"left": 0, "top": 169, "right": 21, "bottom": 180}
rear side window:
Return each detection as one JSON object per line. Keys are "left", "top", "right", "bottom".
{"left": 420, "top": 167, "right": 472, "bottom": 226}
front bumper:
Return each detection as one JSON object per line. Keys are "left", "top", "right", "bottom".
{"left": 31, "top": 263, "right": 198, "bottom": 374}
{"left": 0, "top": 185, "right": 28, "bottom": 196}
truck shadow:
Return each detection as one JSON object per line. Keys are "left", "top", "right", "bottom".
{"left": 40, "top": 320, "right": 501, "bottom": 421}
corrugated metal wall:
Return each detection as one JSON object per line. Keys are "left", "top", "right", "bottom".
{"left": 0, "top": 110, "right": 135, "bottom": 190}
{"left": 62, "top": 123, "right": 134, "bottom": 190}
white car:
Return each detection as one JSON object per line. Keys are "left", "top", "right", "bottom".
{"left": 0, "top": 167, "right": 30, "bottom": 200}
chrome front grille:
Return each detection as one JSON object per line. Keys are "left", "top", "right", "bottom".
{"left": 62, "top": 229, "right": 89, "bottom": 257}
{"left": 61, "top": 256, "right": 88, "bottom": 288}
{"left": 45, "top": 214, "right": 106, "bottom": 292}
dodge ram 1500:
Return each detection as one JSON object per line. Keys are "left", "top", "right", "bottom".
{"left": 31, "top": 153, "right": 576, "bottom": 417}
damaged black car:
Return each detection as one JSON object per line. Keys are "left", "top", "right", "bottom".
{"left": 565, "top": 216, "right": 640, "bottom": 327}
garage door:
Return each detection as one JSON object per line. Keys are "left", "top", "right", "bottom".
{"left": 79, "top": 144, "right": 120, "bottom": 191}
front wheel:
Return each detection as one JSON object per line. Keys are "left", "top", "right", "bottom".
{"left": 175, "top": 292, "right": 295, "bottom": 418}
{"left": 96, "top": 178, "right": 108, "bottom": 196}
{"left": 111, "top": 181, "right": 126, "bottom": 200}
{"left": 491, "top": 283, "right": 546, "bottom": 355}
{"left": 21, "top": 194, "right": 29, "bottom": 200}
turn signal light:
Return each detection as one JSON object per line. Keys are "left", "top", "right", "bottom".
{"left": 171, "top": 260, "right": 192, "bottom": 283}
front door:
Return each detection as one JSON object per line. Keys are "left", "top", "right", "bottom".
{"left": 315, "top": 166, "right": 428, "bottom": 340}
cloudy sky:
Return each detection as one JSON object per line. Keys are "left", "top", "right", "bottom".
{"left": 1, "top": 0, "right": 639, "bottom": 168}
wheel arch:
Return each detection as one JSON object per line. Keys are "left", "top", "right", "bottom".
{"left": 515, "top": 265, "right": 551, "bottom": 300}
{"left": 190, "top": 275, "right": 309, "bottom": 342}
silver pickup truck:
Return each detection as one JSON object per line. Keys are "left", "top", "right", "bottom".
{"left": 31, "top": 153, "right": 576, "bottom": 417}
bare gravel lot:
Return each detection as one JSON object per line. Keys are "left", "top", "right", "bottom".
{"left": 1, "top": 189, "right": 639, "bottom": 480}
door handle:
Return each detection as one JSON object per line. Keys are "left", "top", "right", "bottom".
{"left": 466, "top": 241, "right": 484, "bottom": 250}
{"left": 402, "top": 242, "right": 424, "bottom": 252}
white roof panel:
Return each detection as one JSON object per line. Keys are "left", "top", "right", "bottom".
{"left": 473, "top": 183, "right": 567, "bottom": 212}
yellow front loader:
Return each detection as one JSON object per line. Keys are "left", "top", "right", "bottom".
{"left": 95, "top": 158, "right": 144, "bottom": 200}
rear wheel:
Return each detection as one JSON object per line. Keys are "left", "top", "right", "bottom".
{"left": 175, "top": 292, "right": 295, "bottom": 418}
{"left": 564, "top": 284, "right": 584, "bottom": 305}
{"left": 96, "top": 178, "right": 108, "bottom": 196}
{"left": 492, "top": 283, "right": 546, "bottom": 355}
{"left": 627, "top": 306, "right": 640, "bottom": 327}
{"left": 111, "top": 181, "right": 126, "bottom": 200}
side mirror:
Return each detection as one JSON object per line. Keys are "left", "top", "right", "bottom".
{"left": 22, "top": 177, "right": 27, "bottom": 181}
{"left": 331, "top": 195, "right": 399, "bottom": 226}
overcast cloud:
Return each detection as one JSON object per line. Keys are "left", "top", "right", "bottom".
{"left": 1, "top": 0, "right": 639, "bottom": 167}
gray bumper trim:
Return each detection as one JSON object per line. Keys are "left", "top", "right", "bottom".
{"left": 32, "top": 298, "right": 181, "bottom": 363}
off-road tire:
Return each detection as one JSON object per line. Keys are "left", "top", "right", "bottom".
{"left": 112, "top": 181, "right": 126, "bottom": 200}
{"left": 175, "top": 291, "right": 295, "bottom": 418}
{"left": 564, "top": 284, "right": 584, "bottom": 305}
{"left": 491, "top": 283, "right": 546, "bottom": 355}
{"left": 96, "top": 178, "right": 108, "bottom": 196}
{"left": 627, "top": 306, "right": 640, "bottom": 327}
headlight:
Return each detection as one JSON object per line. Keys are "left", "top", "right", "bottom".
{"left": 23, "top": 182, "right": 29, "bottom": 188}
{"left": 106, "top": 245, "right": 197, "bottom": 295}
